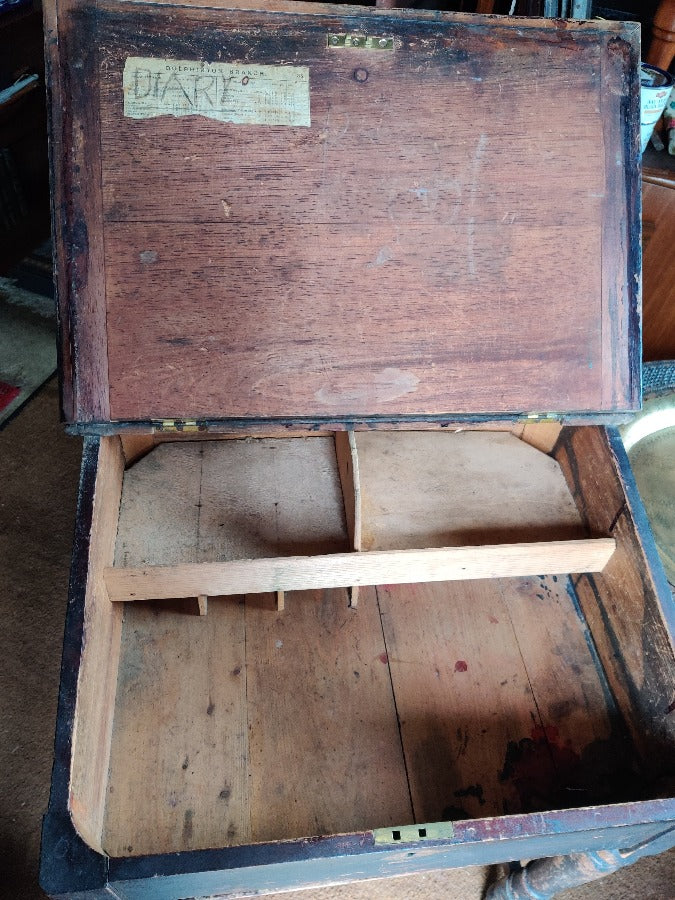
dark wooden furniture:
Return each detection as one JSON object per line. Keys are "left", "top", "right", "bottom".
{"left": 641, "top": 0, "right": 675, "bottom": 362}
{"left": 40, "top": 3, "right": 674, "bottom": 898}
{"left": 649, "top": 0, "right": 675, "bottom": 72}
{"left": 0, "top": 0, "right": 50, "bottom": 271}
{"left": 642, "top": 152, "right": 675, "bottom": 361}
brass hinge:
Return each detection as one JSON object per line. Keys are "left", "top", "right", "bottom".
{"left": 373, "top": 821, "right": 455, "bottom": 845}
{"left": 523, "top": 413, "right": 561, "bottom": 422}
{"left": 327, "top": 33, "right": 394, "bottom": 50}
{"left": 154, "top": 419, "right": 201, "bottom": 433}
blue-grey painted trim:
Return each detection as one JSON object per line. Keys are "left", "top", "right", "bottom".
{"left": 106, "top": 821, "right": 675, "bottom": 900}
{"left": 107, "top": 799, "right": 675, "bottom": 884}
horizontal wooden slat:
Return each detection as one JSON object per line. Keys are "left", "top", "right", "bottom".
{"left": 104, "top": 538, "right": 616, "bottom": 601}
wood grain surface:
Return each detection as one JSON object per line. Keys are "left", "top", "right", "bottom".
{"left": 377, "top": 578, "right": 549, "bottom": 822}
{"left": 69, "top": 437, "right": 124, "bottom": 852}
{"left": 500, "top": 573, "right": 637, "bottom": 809}
{"left": 48, "top": 0, "right": 641, "bottom": 424}
{"left": 244, "top": 587, "right": 411, "bottom": 844}
{"left": 96, "top": 429, "right": 644, "bottom": 856}
{"left": 554, "top": 427, "right": 675, "bottom": 774}
{"left": 45, "top": 0, "right": 110, "bottom": 421}
{"left": 354, "top": 431, "right": 586, "bottom": 550}
{"left": 103, "top": 434, "right": 408, "bottom": 855}
{"left": 103, "top": 538, "right": 616, "bottom": 600}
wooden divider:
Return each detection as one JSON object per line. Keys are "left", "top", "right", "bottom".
{"left": 104, "top": 540, "right": 615, "bottom": 602}
{"left": 334, "top": 431, "right": 362, "bottom": 606}
{"left": 106, "top": 430, "right": 616, "bottom": 606}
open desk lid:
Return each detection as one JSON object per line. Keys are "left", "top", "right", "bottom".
{"left": 47, "top": 0, "right": 642, "bottom": 429}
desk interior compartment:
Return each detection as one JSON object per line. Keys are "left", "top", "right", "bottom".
{"left": 67, "top": 425, "right": 675, "bottom": 858}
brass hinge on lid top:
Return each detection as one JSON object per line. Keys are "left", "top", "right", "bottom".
{"left": 373, "top": 821, "right": 455, "bottom": 845}
{"left": 327, "top": 33, "right": 395, "bottom": 50}
{"left": 154, "top": 419, "right": 201, "bottom": 433}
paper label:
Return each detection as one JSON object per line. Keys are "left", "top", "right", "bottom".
{"left": 123, "top": 57, "right": 311, "bottom": 127}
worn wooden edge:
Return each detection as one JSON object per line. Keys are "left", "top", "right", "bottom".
{"left": 334, "top": 431, "right": 361, "bottom": 551}
{"left": 43, "top": 0, "right": 72, "bottom": 422}
{"left": 606, "top": 427, "right": 675, "bottom": 638}
{"left": 642, "top": 168, "right": 675, "bottom": 190}
{"left": 600, "top": 29, "right": 642, "bottom": 412}
{"left": 47, "top": 0, "right": 110, "bottom": 423}
{"left": 68, "top": 436, "right": 125, "bottom": 852}
{"left": 334, "top": 431, "right": 361, "bottom": 607}
{"left": 555, "top": 425, "right": 675, "bottom": 765}
{"left": 66, "top": 409, "right": 638, "bottom": 438}
{"left": 103, "top": 803, "right": 675, "bottom": 894}
{"left": 642, "top": 147, "right": 675, "bottom": 190}
{"left": 558, "top": 425, "right": 674, "bottom": 634}
{"left": 39, "top": 436, "right": 110, "bottom": 897}
{"left": 107, "top": 0, "right": 640, "bottom": 37}
{"left": 103, "top": 539, "right": 616, "bottom": 601}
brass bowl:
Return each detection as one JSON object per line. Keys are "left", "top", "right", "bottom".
{"left": 621, "top": 361, "right": 675, "bottom": 586}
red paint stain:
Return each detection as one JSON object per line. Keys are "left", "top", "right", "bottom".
{"left": 489, "top": 615, "right": 499, "bottom": 624}
{"left": 378, "top": 652, "right": 388, "bottom": 664}
{"left": 531, "top": 724, "right": 560, "bottom": 743}
{"left": 0, "top": 381, "right": 20, "bottom": 413}
{"left": 454, "top": 660, "right": 468, "bottom": 672}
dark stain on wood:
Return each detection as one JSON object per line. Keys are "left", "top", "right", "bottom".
{"left": 454, "top": 783, "right": 485, "bottom": 806}
{"left": 181, "top": 808, "right": 194, "bottom": 844}
{"left": 441, "top": 804, "right": 471, "bottom": 822}
{"left": 499, "top": 723, "right": 637, "bottom": 813}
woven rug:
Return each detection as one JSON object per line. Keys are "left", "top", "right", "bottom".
{"left": 0, "top": 242, "right": 56, "bottom": 428}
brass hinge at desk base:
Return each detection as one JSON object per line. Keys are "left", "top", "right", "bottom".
{"left": 373, "top": 821, "right": 455, "bottom": 845}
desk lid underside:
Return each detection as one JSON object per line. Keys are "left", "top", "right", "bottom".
{"left": 47, "top": 0, "right": 641, "bottom": 427}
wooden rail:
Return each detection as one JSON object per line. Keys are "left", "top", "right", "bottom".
{"left": 104, "top": 538, "right": 616, "bottom": 602}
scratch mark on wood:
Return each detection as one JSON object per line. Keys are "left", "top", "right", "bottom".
{"left": 467, "top": 133, "right": 488, "bottom": 277}
{"left": 315, "top": 369, "right": 420, "bottom": 407}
